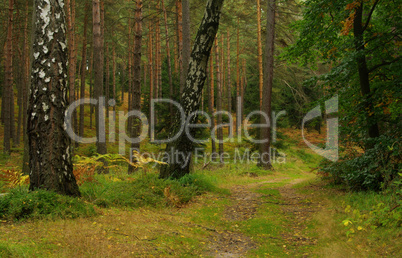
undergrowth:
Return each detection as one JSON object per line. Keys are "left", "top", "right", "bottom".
{"left": 80, "top": 172, "right": 226, "bottom": 209}
{"left": 0, "top": 188, "right": 96, "bottom": 221}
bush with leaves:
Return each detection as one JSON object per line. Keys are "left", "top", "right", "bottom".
{"left": 320, "top": 135, "right": 401, "bottom": 191}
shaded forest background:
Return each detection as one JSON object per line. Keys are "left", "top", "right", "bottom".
{"left": 0, "top": 0, "right": 400, "bottom": 192}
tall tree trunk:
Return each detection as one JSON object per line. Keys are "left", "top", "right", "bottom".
{"left": 23, "top": 1, "right": 30, "bottom": 143}
{"left": 353, "top": 3, "right": 380, "bottom": 143}
{"left": 257, "top": 0, "right": 263, "bottom": 110}
{"left": 127, "top": 17, "right": 132, "bottom": 113}
{"left": 176, "top": 0, "right": 183, "bottom": 94}
{"left": 236, "top": 18, "right": 240, "bottom": 137}
{"left": 128, "top": 0, "right": 143, "bottom": 173}
{"left": 66, "top": 0, "right": 77, "bottom": 138}
{"left": 93, "top": 0, "right": 108, "bottom": 167}
{"left": 15, "top": 21, "right": 23, "bottom": 147}
{"left": 258, "top": 0, "right": 276, "bottom": 170}
{"left": 105, "top": 44, "right": 110, "bottom": 118}
{"left": 112, "top": 46, "right": 116, "bottom": 115}
{"left": 148, "top": 21, "right": 154, "bottom": 138}
{"left": 28, "top": 0, "right": 80, "bottom": 196}
{"left": 181, "top": 0, "right": 191, "bottom": 92}
{"left": 89, "top": 47, "right": 94, "bottom": 129}
{"left": 23, "top": 0, "right": 35, "bottom": 175}
{"left": 162, "top": 0, "right": 174, "bottom": 121}
{"left": 209, "top": 52, "right": 216, "bottom": 160}
{"left": 221, "top": 34, "right": 225, "bottom": 111}
{"left": 156, "top": 0, "right": 162, "bottom": 99}
{"left": 159, "top": 0, "right": 224, "bottom": 179}
{"left": 227, "top": 28, "right": 231, "bottom": 115}
{"left": 79, "top": 3, "right": 89, "bottom": 138}
{"left": 215, "top": 38, "right": 224, "bottom": 163}
{"left": 3, "top": 0, "right": 14, "bottom": 154}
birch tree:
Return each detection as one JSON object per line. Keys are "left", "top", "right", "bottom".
{"left": 160, "top": 0, "right": 224, "bottom": 179}
{"left": 28, "top": 0, "right": 80, "bottom": 196}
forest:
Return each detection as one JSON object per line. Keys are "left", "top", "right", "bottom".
{"left": 0, "top": 0, "right": 401, "bottom": 256}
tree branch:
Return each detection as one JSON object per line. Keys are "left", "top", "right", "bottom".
{"left": 362, "top": 0, "right": 381, "bottom": 32}
{"left": 369, "top": 57, "right": 401, "bottom": 73}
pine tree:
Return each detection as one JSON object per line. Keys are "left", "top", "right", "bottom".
{"left": 258, "top": 0, "right": 276, "bottom": 170}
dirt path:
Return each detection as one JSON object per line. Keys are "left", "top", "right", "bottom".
{"left": 277, "top": 179, "right": 320, "bottom": 255}
{"left": 206, "top": 178, "right": 291, "bottom": 257}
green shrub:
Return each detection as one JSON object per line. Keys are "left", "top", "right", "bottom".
{"left": 0, "top": 188, "right": 97, "bottom": 221}
{"left": 320, "top": 135, "right": 401, "bottom": 191}
{"left": 340, "top": 190, "right": 401, "bottom": 236}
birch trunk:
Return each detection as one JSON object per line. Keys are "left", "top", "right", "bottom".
{"left": 28, "top": 0, "right": 80, "bottom": 196}
{"left": 160, "top": 0, "right": 224, "bottom": 179}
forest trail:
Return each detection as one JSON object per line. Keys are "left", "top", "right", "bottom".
{"left": 206, "top": 176, "right": 321, "bottom": 257}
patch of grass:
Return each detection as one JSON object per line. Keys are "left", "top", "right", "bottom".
{"left": 0, "top": 242, "right": 14, "bottom": 258}
{"left": 240, "top": 201, "right": 287, "bottom": 256}
{"left": 80, "top": 172, "right": 226, "bottom": 209}
{"left": 0, "top": 188, "right": 97, "bottom": 221}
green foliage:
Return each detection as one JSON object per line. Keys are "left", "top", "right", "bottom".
{"left": 320, "top": 136, "right": 401, "bottom": 191}
{"left": 340, "top": 190, "right": 401, "bottom": 240}
{"left": 0, "top": 188, "right": 96, "bottom": 221}
{"left": 80, "top": 173, "right": 223, "bottom": 209}
{"left": 287, "top": 0, "right": 401, "bottom": 191}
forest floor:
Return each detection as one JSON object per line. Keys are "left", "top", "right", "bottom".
{"left": 2, "top": 166, "right": 400, "bottom": 257}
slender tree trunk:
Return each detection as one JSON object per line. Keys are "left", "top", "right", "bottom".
{"left": 23, "top": 0, "right": 35, "bottom": 175}
{"left": 66, "top": 0, "right": 77, "bottom": 137}
{"left": 257, "top": 0, "right": 263, "bottom": 110}
{"left": 176, "top": 0, "right": 183, "bottom": 94}
{"left": 121, "top": 60, "right": 125, "bottom": 102}
{"left": 3, "top": 0, "right": 14, "bottom": 154}
{"left": 215, "top": 38, "right": 224, "bottom": 163}
{"left": 236, "top": 18, "right": 240, "bottom": 137}
{"left": 128, "top": 0, "right": 143, "bottom": 173}
{"left": 209, "top": 53, "right": 216, "bottom": 160}
{"left": 15, "top": 5, "right": 22, "bottom": 147}
{"left": 157, "top": 1, "right": 162, "bottom": 99}
{"left": 105, "top": 44, "right": 110, "bottom": 118}
{"left": 79, "top": 3, "right": 89, "bottom": 138}
{"left": 112, "top": 46, "right": 116, "bottom": 115}
{"left": 353, "top": 3, "right": 380, "bottom": 143}
{"left": 227, "top": 28, "right": 231, "bottom": 115}
{"left": 221, "top": 34, "right": 225, "bottom": 111}
{"left": 160, "top": 0, "right": 224, "bottom": 179}
{"left": 258, "top": 0, "right": 276, "bottom": 170}
{"left": 93, "top": 0, "right": 108, "bottom": 168}
{"left": 148, "top": 21, "right": 154, "bottom": 138}
{"left": 241, "top": 58, "right": 246, "bottom": 120}
{"left": 89, "top": 48, "right": 94, "bottom": 129}
{"left": 23, "top": 1, "right": 30, "bottom": 144}
{"left": 181, "top": 0, "right": 191, "bottom": 92}
{"left": 127, "top": 18, "right": 132, "bottom": 113}
{"left": 15, "top": 24, "right": 23, "bottom": 147}
{"left": 162, "top": 0, "right": 174, "bottom": 121}
{"left": 28, "top": 0, "right": 80, "bottom": 196}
